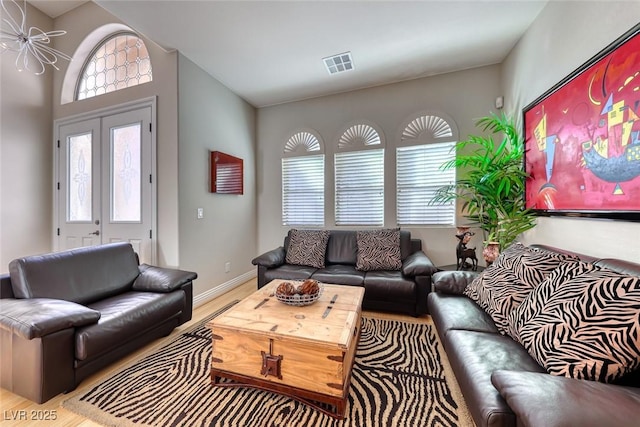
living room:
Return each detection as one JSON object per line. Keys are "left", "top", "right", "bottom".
{"left": 1, "top": 1, "right": 640, "bottom": 426}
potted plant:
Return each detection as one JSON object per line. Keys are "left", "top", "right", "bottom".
{"left": 431, "top": 113, "right": 536, "bottom": 258}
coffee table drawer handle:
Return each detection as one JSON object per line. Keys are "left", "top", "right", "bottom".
{"left": 260, "top": 339, "right": 283, "bottom": 379}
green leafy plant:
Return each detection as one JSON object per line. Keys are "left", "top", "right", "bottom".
{"left": 431, "top": 113, "right": 536, "bottom": 250}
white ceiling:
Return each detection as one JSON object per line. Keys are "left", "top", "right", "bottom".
{"left": 33, "top": 1, "right": 549, "bottom": 107}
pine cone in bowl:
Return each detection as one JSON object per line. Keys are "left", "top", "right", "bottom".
{"left": 276, "top": 281, "right": 296, "bottom": 296}
{"left": 298, "top": 279, "right": 319, "bottom": 295}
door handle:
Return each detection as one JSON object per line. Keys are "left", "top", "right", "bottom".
{"left": 90, "top": 230, "right": 100, "bottom": 236}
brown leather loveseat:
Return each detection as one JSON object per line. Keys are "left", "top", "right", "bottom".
{"left": 252, "top": 229, "right": 437, "bottom": 316}
{"left": 0, "top": 242, "right": 197, "bottom": 403}
{"left": 428, "top": 244, "right": 640, "bottom": 427}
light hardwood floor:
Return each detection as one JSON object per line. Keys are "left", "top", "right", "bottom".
{"left": 0, "top": 279, "right": 452, "bottom": 427}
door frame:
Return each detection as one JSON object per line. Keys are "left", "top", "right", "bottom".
{"left": 53, "top": 96, "right": 157, "bottom": 263}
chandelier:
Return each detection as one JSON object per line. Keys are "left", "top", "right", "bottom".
{"left": 0, "top": 0, "right": 71, "bottom": 75}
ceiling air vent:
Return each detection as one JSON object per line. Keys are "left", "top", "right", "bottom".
{"left": 323, "top": 52, "right": 354, "bottom": 75}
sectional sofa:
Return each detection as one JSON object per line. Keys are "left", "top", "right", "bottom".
{"left": 428, "top": 243, "right": 640, "bottom": 427}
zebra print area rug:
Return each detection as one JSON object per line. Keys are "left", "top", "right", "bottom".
{"left": 63, "top": 307, "right": 469, "bottom": 426}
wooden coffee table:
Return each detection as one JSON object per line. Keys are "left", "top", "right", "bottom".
{"left": 207, "top": 279, "right": 364, "bottom": 419}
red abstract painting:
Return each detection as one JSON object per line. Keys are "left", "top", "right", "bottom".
{"left": 524, "top": 24, "right": 640, "bottom": 219}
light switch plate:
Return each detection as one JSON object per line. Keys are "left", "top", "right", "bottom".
{"left": 197, "top": 208, "right": 204, "bottom": 219}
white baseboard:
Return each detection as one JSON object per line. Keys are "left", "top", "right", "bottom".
{"left": 193, "top": 270, "right": 256, "bottom": 308}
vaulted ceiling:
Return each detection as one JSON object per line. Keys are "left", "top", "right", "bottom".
{"left": 32, "top": 1, "right": 549, "bottom": 107}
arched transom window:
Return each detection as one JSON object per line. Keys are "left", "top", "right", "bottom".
{"left": 76, "top": 33, "right": 153, "bottom": 101}
{"left": 396, "top": 112, "right": 458, "bottom": 226}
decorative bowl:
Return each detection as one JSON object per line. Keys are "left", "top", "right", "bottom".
{"left": 275, "top": 281, "right": 323, "bottom": 306}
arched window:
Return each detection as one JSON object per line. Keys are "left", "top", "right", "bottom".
{"left": 76, "top": 32, "right": 152, "bottom": 100}
{"left": 281, "top": 130, "right": 325, "bottom": 226}
{"left": 335, "top": 122, "right": 384, "bottom": 226}
{"left": 396, "top": 112, "right": 457, "bottom": 225}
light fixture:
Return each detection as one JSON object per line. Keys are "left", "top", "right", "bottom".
{"left": 0, "top": 0, "right": 71, "bottom": 75}
{"left": 323, "top": 52, "right": 354, "bottom": 75}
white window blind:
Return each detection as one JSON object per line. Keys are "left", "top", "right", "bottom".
{"left": 282, "top": 155, "right": 324, "bottom": 226}
{"left": 335, "top": 149, "right": 384, "bottom": 226}
{"left": 397, "top": 143, "right": 456, "bottom": 225}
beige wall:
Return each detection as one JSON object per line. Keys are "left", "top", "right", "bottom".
{"left": 177, "top": 54, "right": 257, "bottom": 296}
{"left": 0, "top": 3, "right": 53, "bottom": 271}
{"left": 256, "top": 65, "right": 503, "bottom": 266}
{"left": 502, "top": 0, "right": 640, "bottom": 262}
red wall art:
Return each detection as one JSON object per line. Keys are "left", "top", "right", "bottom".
{"left": 524, "top": 24, "right": 640, "bottom": 220}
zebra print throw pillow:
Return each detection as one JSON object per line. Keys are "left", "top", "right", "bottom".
{"left": 285, "top": 229, "right": 331, "bottom": 269}
{"left": 507, "top": 260, "right": 599, "bottom": 342}
{"left": 492, "top": 242, "right": 531, "bottom": 270}
{"left": 463, "top": 264, "right": 532, "bottom": 335}
{"left": 510, "top": 248, "right": 573, "bottom": 288}
{"left": 508, "top": 265, "right": 640, "bottom": 383}
{"left": 355, "top": 228, "right": 402, "bottom": 271}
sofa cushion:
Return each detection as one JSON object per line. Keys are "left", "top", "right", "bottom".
{"left": 264, "top": 264, "right": 316, "bottom": 283}
{"left": 509, "top": 266, "right": 640, "bottom": 383}
{"left": 285, "top": 229, "right": 331, "bottom": 269}
{"left": 427, "top": 293, "right": 499, "bottom": 341}
{"left": 444, "top": 330, "right": 545, "bottom": 427}
{"left": 9, "top": 242, "right": 140, "bottom": 305}
{"left": 356, "top": 228, "right": 402, "bottom": 271}
{"left": 325, "top": 230, "right": 358, "bottom": 265}
{"left": 363, "top": 271, "right": 415, "bottom": 301}
{"left": 311, "top": 264, "right": 364, "bottom": 286}
{"left": 76, "top": 290, "right": 184, "bottom": 361}
{"left": 491, "top": 370, "right": 640, "bottom": 427}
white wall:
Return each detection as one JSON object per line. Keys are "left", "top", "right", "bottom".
{"left": 503, "top": 0, "right": 640, "bottom": 261}
{"left": 177, "top": 55, "right": 257, "bottom": 297}
{"left": 0, "top": 3, "right": 53, "bottom": 271}
{"left": 256, "top": 65, "right": 503, "bottom": 266}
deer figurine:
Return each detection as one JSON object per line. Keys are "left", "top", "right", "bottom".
{"left": 456, "top": 231, "right": 478, "bottom": 271}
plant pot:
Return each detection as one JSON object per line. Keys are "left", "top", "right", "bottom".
{"left": 482, "top": 242, "right": 500, "bottom": 266}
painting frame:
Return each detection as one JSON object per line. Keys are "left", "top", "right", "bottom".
{"left": 523, "top": 23, "right": 640, "bottom": 222}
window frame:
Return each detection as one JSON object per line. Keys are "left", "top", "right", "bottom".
{"left": 281, "top": 129, "right": 325, "bottom": 227}
{"left": 334, "top": 121, "right": 385, "bottom": 226}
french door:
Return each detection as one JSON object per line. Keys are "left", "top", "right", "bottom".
{"left": 55, "top": 100, "right": 156, "bottom": 264}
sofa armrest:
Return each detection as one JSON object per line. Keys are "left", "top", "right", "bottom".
{"left": 491, "top": 370, "right": 640, "bottom": 427}
{"left": 432, "top": 270, "right": 479, "bottom": 295}
{"left": 132, "top": 264, "right": 198, "bottom": 293}
{"left": 0, "top": 298, "right": 100, "bottom": 339}
{"left": 252, "top": 246, "right": 286, "bottom": 268}
{"left": 401, "top": 251, "right": 437, "bottom": 277}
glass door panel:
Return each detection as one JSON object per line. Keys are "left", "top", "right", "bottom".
{"left": 111, "top": 123, "right": 142, "bottom": 222}
{"left": 67, "top": 132, "right": 93, "bottom": 222}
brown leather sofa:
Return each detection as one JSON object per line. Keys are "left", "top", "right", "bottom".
{"left": 428, "top": 244, "right": 640, "bottom": 427}
{"left": 0, "top": 242, "right": 197, "bottom": 403}
{"left": 252, "top": 229, "right": 438, "bottom": 316}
